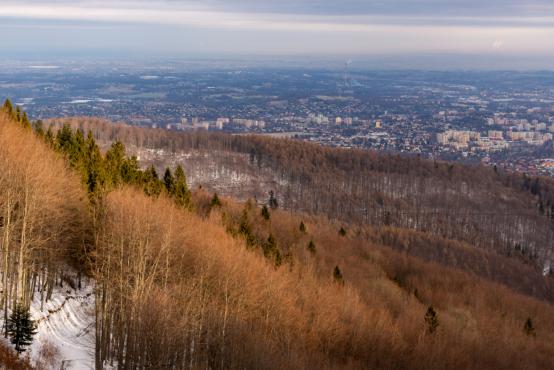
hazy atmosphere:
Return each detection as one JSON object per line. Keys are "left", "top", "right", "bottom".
{"left": 1, "top": 0, "right": 554, "bottom": 68}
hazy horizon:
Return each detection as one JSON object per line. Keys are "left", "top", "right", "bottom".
{"left": 1, "top": 1, "right": 554, "bottom": 70}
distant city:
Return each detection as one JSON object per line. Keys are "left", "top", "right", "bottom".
{"left": 1, "top": 60, "right": 553, "bottom": 176}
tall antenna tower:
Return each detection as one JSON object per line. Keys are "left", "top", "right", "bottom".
{"left": 344, "top": 59, "right": 352, "bottom": 89}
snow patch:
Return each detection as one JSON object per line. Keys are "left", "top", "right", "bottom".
{"left": 28, "top": 274, "right": 95, "bottom": 370}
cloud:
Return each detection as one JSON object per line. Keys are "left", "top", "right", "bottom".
{"left": 8, "top": 1, "right": 554, "bottom": 16}
{"left": 1, "top": 2, "right": 554, "bottom": 31}
{"left": 1, "top": 1, "right": 553, "bottom": 62}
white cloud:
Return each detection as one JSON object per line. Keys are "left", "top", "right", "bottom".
{"left": 0, "top": 2, "right": 553, "bottom": 57}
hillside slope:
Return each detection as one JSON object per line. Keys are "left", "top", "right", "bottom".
{"left": 46, "top": 118, "right": 554, "bottom": 295}
{"left": 2, "top": 109, "right": 554, "bottom": 368}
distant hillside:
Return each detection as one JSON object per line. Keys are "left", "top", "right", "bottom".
{"left": 46, "top": 117, "right": 554, "bottom": 273}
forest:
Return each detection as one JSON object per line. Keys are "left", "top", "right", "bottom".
{"left": 45, "top": 116, "right": 554, "bottom": 273}
{"left": 0, "top": 103, "right": 554, "bottom": 369}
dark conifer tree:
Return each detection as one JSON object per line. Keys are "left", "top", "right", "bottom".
{"left": 299, "top": 221, "right": 307, "bottom": 233}
{"left": 307, "top": 240, "right": 316, "bottom": 254}
{"left": 105, "top": 141, "right": 127, "bottom": 185}
{"left": 2, "top": 98, "right": 15, "bottom": 119}
{"left": 524, "top": 317, "right": 536, "bottom": 337}
{"left": 15, "top": 106, "right": 21, "bottom": 123}
{"left": 7, "top": 303, "right": 37, "bottom": 354}
{"left": 33, "top": 120, "right": 45, "bottom": 138}
{"left": 210, "top": 193, "right": 222, "bottom": 208}
{"left": 20, "top": 112, "right": 31, "bottom": 129}
{"left": 239, "top": 209, "right": 255, "bottom": 248}
{"left": 143, "top": 165, "right": 162, "bottom": 197}
{"left": 425, "top": 306, "right": 439, "bottom": 334}
{"left": 44, "top": 126, "right": 56, "bottom": 148}
{"left": 261, "top": 205, "right": 270, "bottom": 221}
{"left": 56, "top": 124, "right": 75, "bottom": 154}
{"left": 265, "top": 234, "right": 277, "bottom": 258}
{"left": 339, "top": 227, "right": 347, "bottom": 237}
{"left": 173, "top": 165, "right": 192, "bottom": 209}
{"left": 333, "top": 266, "right": 344, "bottom": 284}
{"left": 121, "top": 156, "right": 141, "bottom": 184}
{"left": 163, "top": 167, "right": 175, "bottom": 193}
{"left": 84, "top": 131, "right": 106, "bottom": 193}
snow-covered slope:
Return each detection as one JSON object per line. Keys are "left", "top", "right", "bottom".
{"left": 28, "top": 274, "right": 95, "bottom": 370}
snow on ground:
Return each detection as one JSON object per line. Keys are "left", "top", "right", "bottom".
{"left": 28, "top": 273, "right": 95, "bottom": 370}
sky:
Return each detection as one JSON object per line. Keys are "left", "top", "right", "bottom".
{"left": 1, "top": 0, "right": 554, "bottom": 68}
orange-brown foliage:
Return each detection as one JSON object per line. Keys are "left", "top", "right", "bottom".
{"left": 92, "top": 187, "right": 554, "bottom": 369}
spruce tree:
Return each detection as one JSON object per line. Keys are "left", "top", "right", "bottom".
{"left": 524, "top": 317, "right": 536, "bottom": 337}
{"left": 425, "top": 306, "right": 439, "bottom": 334}
{"left": 239, "top": 209, "right": 255, "bottom": 248}
{"left": 84, "top": 131, "right": 106, "bottom": 193}
{"left": 143, "top": 165, "right": 162, "bottom": 197}
{"left": 44, "top": 127, "right": 56, "bottom": 148}
{"left": 265, "top": 234, "right": 277, "bottom": 258}
{"left": 265, "top": 234, "right": 282, "bottom": 267}
{"left": 33, "top": 120, "right": 45, "bottom": 138}
{"left": 163, "top": 167, "right": 175, "bottom": 193}
{"left": 15, "top": 106, "right": 21, "bottom": 122}
{"left": 261, "top": 205, "right": 270, "bottom": 221}
{"left": 2, "top": 98, "right": 14, "bottom": 118}
{"left": 299, "top": 221, "right": 306, "bottom": 233}
{"left": 105, "top": 141, "right": 127, "bottom": 185}
{"left": 20, "top": 112, "right": 31, "bottom": 129}
{"left": 7, "top": 303, "right": 37, "bottom": 354}
{"left": 173, "top": 165, "right": 192, "bottom": 209}
{"left": 56, "top": 124, "right": 75, "bottom": 154}
{"left": 333, "top": 266, "right": 344, "bottom": 284}
{"left": 210, "top": 193, "right": 222, "bottom": 208}
{"left": 307, "top": 240, "right": 316, "bottom": 254}
{"left": 339, "top": 227, "right": 347, "bottom": 237}
{"left": 121, "top": 156, "right": 141, "bottom": 184}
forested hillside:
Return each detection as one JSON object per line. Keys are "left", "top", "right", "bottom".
{"left": 1, "top": 105, "right": 554, "bottom": 369}
{"left": 46, "top": 117, "right": 554, "bottom": 274}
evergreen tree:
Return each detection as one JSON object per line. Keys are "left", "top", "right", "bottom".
{"left": 33, "top": 120, "right": 45, "bottom": 138}
{"left": 44, "top": 127, "right": 56, "bottom": 148}
{"left": 143, "top": 165, "right": 163, "bottom": 197}
{"left": 333, "top": 266, "right": 344, "bottom": 284}
{"left": 274, "top": 248, "right": 283, "bottom": 268}
{"left": 339, "top": 227, "right": 347, "bottom": 237}
{"left": 56, "top": 124, "right": 75, "bottom": 155}
{"left": 264, "top": 234, "right": 277, "bottom": 258}
{"left": 163, "top": 167, "right": 175, "bottom": 193}
{"left": 261, "top": 205, "right": 270, "bottom": 221}
{"left": 425, "top": 306, "right": 439, "bottom": 334}
{"left": 7, "top": 303, "right": 37, "bottom": 354}
{"left": 121, "top": 156, "right": 141, "bottom": 184}
{"left": 72, "top": 128, "right": 86, "bottom": 168}
{"left": 239, "top": 209, "right": 255, "bottom": 248}
{"left": 2, "top": 98, "right": 14, "bottom": 119}
{"left": 265, "top": 234, "right": 282, "bottom": 267}
{"left": 20, "top": 111, "right": 31, "bottom": 129}
{"left": 173, "top": 165, "right": 192, "bottom": 209}
{"left": 307, "top": 240, "right": 316, "bottom": 254}
{"left": 299, "top": 221, "right": 306, "bottom": 233}
{"left": 105, "top": 141, "right": 127, "bottom": 186}
{"left": 83, "top": 131, "right": 106, "bottom": 193}
{"left": 524, "top": 317, "right": 536, "bottom": 337}
{"left": 15, "top": 106, "right": 22, "bottom": 123}
{"left": 210, "top": 193, "right": 222, "bottom": 208}
{"left": 268, "top": 190, "right": 278, "bottom": 209}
